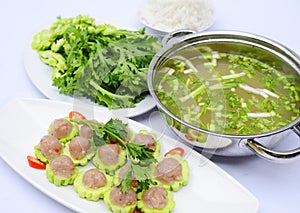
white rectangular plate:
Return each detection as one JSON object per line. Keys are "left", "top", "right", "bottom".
{"left": 0, "top": 98, "right": 259, "bottom": 213}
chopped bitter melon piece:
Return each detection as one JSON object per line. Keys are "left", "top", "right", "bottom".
{"left": 92, "top": 144, "right": 127, "bottom": 175}
{"left": 46, "top": 161, "right": 78, "bottom": 186}
{"left": 151, "top": 154, "right": 189, "bottom": 192}
{"left": 48, "top": 117, "right": 79, "bottom": 144}
{"left": 137, "top": 186, "right": 175, "bottom": 213}
{"left": 63, "top": 141, "right": 96, "bottom": 166}
{"left": 103, "top": 187, "right": 137, "bottom": 213}
{"left": 74, "top": 168, "right": 113, "bottom": 201}
{"left": 34, "top": 145, "right": 63, "bottom": 164}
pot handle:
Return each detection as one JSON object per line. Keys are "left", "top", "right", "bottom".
{"left": 161, "top": 29, "right": 196, "bottom": 46}
{"left": 245, "top": 124, "right": 300, "bottom": 163}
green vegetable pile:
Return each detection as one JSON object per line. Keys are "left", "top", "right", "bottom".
{"left": 32, "top": 15, "right": 162, "bottom": 109}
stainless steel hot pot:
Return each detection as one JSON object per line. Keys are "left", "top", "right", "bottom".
{"left": 147, "top": 30, "right": 300, "bottom": 162}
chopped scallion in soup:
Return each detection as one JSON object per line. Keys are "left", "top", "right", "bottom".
{"left": 155, "top": 50, "right": 300, "bottom": 136}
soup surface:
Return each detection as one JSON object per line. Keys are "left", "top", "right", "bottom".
{"left": 155, "top": 49, "right": 300, "bottom": 136}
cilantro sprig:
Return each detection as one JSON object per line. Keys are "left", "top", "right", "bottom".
{"left": 121, "top": 164, "right": 152, "bottom": 193}
{"left": 72, "top": 118, "right": 156, "bottom": 192}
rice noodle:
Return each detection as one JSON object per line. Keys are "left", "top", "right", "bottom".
{"left": 139, "top": 0, "right": 215, "bottom": 32}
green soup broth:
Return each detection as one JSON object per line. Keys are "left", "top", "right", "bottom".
{"left": 155, "top": 49, "right": 300, "bottom": 136}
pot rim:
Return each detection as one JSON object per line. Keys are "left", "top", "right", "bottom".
{"left": 147, "top": 30, "right": 300, "bottom": 139}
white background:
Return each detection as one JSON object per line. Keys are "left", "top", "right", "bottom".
{"left": 0, "top": 0, "right": 300, "bottom": 212}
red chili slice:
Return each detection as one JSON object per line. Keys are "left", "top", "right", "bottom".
{"left": 69, "top": 111, "right": 87, "bottom": 120}
{"left": 185, "top": 134, "right": 194, "bottom": 141}
{"left": 27, "top": 155, "right": 46, "bottom": 170}
{"left": 164, "top": 147, "right": 185, "bottom": 157}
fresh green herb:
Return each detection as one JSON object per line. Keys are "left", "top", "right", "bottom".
{"left": 120, "top": 168, "right": 133, "bottom": 192}
{"left": 226, "top": 91, "right": 240, "bottom": 108}
{"left": 102, "top": 119, "right": 128, "bottom": 142}
{"left": 72, "top": 118, "right": 156, "bottom": 192}
{"left": 122, "top": 164, "right": 151, "bottom": 193}
{"left": 131, "top": 164, "right": 151, "bottom": 191}
{"left": 32, "top": 15, "right": 162, "bottom": 109}
{"left": 125, "top": 143, "right": 156, "bottom": 163}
